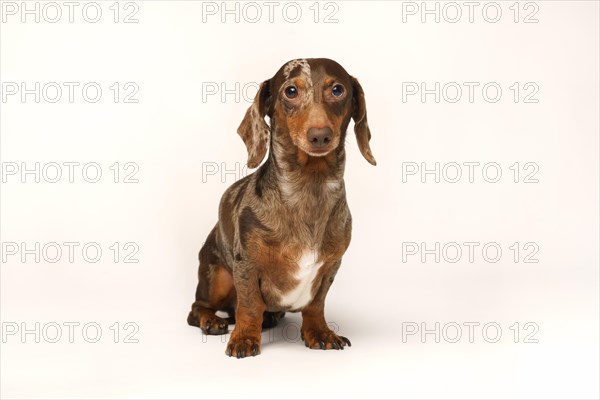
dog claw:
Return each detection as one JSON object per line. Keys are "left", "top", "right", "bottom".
{"left": 226, "top": 336, "right": 260, "bottom": 359}
{"left": 202, "top": 316, "right": 228, "bottom": 335}
{"left": 302, "top": 330, "right": 351, "bottom": 351}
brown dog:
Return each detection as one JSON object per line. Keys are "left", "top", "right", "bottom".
{"left": 187, "top": 58, "right": 376, "bottom": 358}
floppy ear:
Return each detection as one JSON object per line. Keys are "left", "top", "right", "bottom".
{"left": 351, "top": 77, "right": 376, "bottom": 166}
{"left": 237, "top": 80, "right": 271, "bottom": 168}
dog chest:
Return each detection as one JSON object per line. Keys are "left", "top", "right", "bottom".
{"left": 279, "top": 249, "right": 324, "bottom": 310}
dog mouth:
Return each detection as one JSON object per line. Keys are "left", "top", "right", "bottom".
{"left": 299, "top": 141, "right": 339, "bottom": 157}
{"left": 306, "top": 147, "right": 332, "bottom": 156}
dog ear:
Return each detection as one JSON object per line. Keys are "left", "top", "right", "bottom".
{"left": 237, "top": 80, "right": 271, "bottom": 168}
{"left": 351, "top": 77, "right": 376, "bottom": 166}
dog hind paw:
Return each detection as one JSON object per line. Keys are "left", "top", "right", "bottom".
{"left": 200, "top": 315, "right": 229, "bottom": 335}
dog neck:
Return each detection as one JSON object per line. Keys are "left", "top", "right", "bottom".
{"left": 257, "top": 127, "right": 346, "bottom": 241}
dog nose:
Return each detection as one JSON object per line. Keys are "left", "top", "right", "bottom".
{"left": 307, "top": 127, "right": 333, "bottom": 148}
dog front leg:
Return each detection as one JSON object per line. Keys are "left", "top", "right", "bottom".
{"left": 301, "top": 260, "right": 351, "bottom": 350}
{"left": 225, "top": 262, "right": 265, "bottom": 358}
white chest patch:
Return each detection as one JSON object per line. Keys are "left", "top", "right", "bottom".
{"left": 280, "top": 249, "right": 324, "bottom": 310}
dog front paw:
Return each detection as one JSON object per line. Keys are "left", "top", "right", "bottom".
{"left": 301, "top": 328, "right": 351, "bottom": 350}
{"left": 225, "top": 336, "right": 261, "bottom": 358}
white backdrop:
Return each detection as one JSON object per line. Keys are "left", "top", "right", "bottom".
{"left": 1, "top": 1, "right": 599, "bottom": 399}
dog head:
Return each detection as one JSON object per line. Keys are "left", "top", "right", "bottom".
{"left": 237, "top": 58, "right": 376, "bottom": 168}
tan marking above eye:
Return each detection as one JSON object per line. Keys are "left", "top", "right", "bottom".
{"left": 281, "top": 79, "right": 312, "bottom": 102}
{"left": 294, "top": 78, "right": 308, "bottom": 90}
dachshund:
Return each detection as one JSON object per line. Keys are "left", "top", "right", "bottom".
{"left": 187, "top": 58, "right": 376, "bottom": 358}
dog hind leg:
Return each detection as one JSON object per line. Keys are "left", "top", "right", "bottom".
{"left": 187, "top": 227, "right": 236, "bottom": 335}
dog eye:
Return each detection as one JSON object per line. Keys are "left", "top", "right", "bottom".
{"left": 332, "top": 84, "right": 344, "bottom": 97}
{"left": 284, "top": 85, "right": 298, "bottom": 99}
